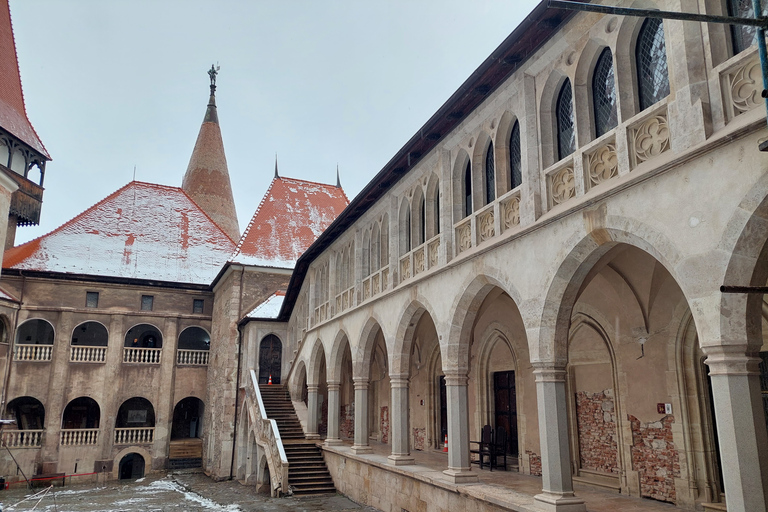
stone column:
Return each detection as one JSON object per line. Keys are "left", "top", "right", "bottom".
{"left": 442, "top": 372, "right": 477, "bottom": 483}
{"left": 325, "top": 381, "right": 343, "bottom": 446}
{"left": 306, "top": 384, "right": 320, "bottom": 439}
{"left": 351, "top": 380, "right": 372, "bottom": 454}
{"left": 388, "top": 375, "right": 414, "bottom": 465}
{"left": 533, "top": 363, "right": 586, "bottom": 512}
{"left": 703, "top": 345, "right": 768, "bottom": 512}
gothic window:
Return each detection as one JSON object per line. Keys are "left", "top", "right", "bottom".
{"left": 509, "top": 121, "right": 522, "bottom": 190}
{"left": 485, "top": 141, "right": 495, "bottom": 204}
{"left": 729, "top": 0, "right": 768, "bottom": 55}
{"left": 636, "top": 18, "right": 670, "bottom": 111}
{"left": 419, "top": 195, "right": 426, "bottom": 245}
{"left": 434, "top": 186, "right": 440, "bottom": 235}
{"left": 557, "top": 79, "right": 576, "bottom": 160}
{"left": 464, "top": 160, "right": 472, "bottom": 218}
{"left": 593, "top": 48, "right": 618, "bottom": 137}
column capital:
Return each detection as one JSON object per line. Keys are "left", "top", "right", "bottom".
{"left": 327, "top": 381, "right": 341, "bottom": 391}
{"left": 702, "top": 345, "right": 762, "bottom": 376}
{"left": 532, "top": 362, "right": 567, "bottom": 383}
{"left": 443, "top": 372, "right": 468, "bottom": 387}
{"left": 307, "top": 384, "right": 319, "bottom": 393}
{"left": 389, "top": 374, "right": 409, "bottom": 388}
{"left": 354, "top": 381, "right": 369, "bottom": 391}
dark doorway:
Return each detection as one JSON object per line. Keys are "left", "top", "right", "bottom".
{"left": 493, "top": 370, "right": 518, "bottom": 456}
{"left": 439, "top": 375, "right": 447, "bottom": 449}
{"left": 258, "top": 335, "right": 282, "bottom": 384}
{"left": 171, "top": 397, "right": 204, "bottom": 439}
{"left": 62, "top": 397, "right": 100, "bottom": 429}
{"left": 118, "top": 453, "right": 145, "bottom": 480}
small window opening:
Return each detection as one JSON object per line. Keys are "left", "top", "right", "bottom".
{"left": 464, "top": 160, "right": 472, "bottom": 218}
{"left": 141, "top": 295, "right": 154, "bottom": 311}
{"left": 193, "top": 299, "right": 204, "bottom": 314}
{"left": 86, "top": 292, "right": 99, "bottom": 308}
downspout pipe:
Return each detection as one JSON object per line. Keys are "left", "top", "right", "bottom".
{"left": 229, "top": 322, "right": 244, "bottom": 480}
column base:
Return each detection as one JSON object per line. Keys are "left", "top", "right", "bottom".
{"left": 351, "top": 444, "right": 372, "bottom": 455}
{"left": 442, "top": 468, "right": 478, "bottom": 484}
{"left": 324, "top": 438, "right": 344, "bottom": 446}
{"left": 534, "top": 492, "right": 586, "bottom": 512}
{"left": 387, "top": 454, "right": 415, "bottom": 466}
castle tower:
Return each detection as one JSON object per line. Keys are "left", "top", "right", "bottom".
{"left": 181, "top": 65, "right": 240, "bottom": 242}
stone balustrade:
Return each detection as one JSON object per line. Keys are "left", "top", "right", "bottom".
{"left": 123, "top": 347, "right": 162, "bottom": 364}
{"left": 14, "top": 344, "right": 53, "bottom": 362}
{"left": 114, "top": 427, "right": 154, "bottom": 445}
{"left": 176, "top": 349, "right": 209, "bottom": 366}
{"left": 1, "top": 429, "right": 43, "bottom": 448}
{"left": 60, "top": 428, "right": 99, "bottom": 446}
{"left": 70, "top": 346, "right": 107, "bottom": 363}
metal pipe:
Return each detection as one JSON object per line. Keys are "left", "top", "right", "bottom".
{"left": 548, "top": 0, "right": 768, "bottom": 27}
{"left": 753, "top": 0, "right": 768, "bottom": 131}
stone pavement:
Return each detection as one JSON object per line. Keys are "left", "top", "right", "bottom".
{"left": 0, "top": 471, "right": 381, "bottom": 512}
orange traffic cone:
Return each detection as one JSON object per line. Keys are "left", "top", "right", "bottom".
{"left": 443, "top": 434, "right": 448, "bottom": 452}
{"left": 268, "top": 375, "right": 273, "bottom": 385}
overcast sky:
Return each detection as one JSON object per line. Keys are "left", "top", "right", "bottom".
{"left": 10, "top": 0, "right": 540, "bottom": 245}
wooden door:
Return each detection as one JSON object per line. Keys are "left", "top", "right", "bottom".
{"left": 494, "top": 370, "right": 518, "bottom": 455}
{"left": 258, "top": 335, "right": 282, "bottom": 384}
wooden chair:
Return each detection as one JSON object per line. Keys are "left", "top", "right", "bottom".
{"left": 491, "top": 426, "right": 508, "bottom": 471}
{"left": 470, "top": 424, "right": 493, "bottom": 469}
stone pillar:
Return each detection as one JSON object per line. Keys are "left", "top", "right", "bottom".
{"left": 703, "top": 345, "right": 768, "bottom": 512}
{"left": 306, "top": 384, "right": 320, "bottom": 439}
{"left": 533, "top": 364, "right": 586, "bottom": 512}
{"left": 325, "top": 381, "right": 343, "bottom": 446}
{"left": 388, "top": 375, "right": 414, "bottom": 465}
{"left": 351, "top": 380, "right": 372, "bottom": 454}
{"left": 442, "top": 372, "right": 477, "bottom": 483}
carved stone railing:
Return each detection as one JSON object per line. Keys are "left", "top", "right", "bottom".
{"left": 454, "top": 216, "right": 472, "bottom": 255}
{"left": 245, "top": 369, "right": 289, "bottom": 496}
{"left": 721, "top": 51, "right": 762, "bottom": 123}
{"left": 60, "top": 428, "right": 99, "bottom": 446}
{"left": 500, "top": 191, "right": 521, "bottom": 234}
{"left": 313, "top": 301, "right": 329, "bottom": 325}
{"left": 177, "top": 349, "right": 209, "bottom": 366}
{"left": 412, "top": 244, "right": 426, "bottom": 276}
{"left": 546, "top": 158, "right": 576, "bottom": 209}
{"left": 427, "top": 236, "right": 440, "bottom": 268}
{"left": 584, "top": 138, "right": 618, "bottom": 191}
{"left": 71, "top": 346, "right": 107, "bottom": 363}
{"left": 399, "top": 253, "right": 411, "bottom": 281}
{"left": 1, "top": 429, "right": 43, "bottom": 448}
{"left": 114, "top": 427, "right": 154, "bottom": 445}
{"left": 628, "top": 104, "right": 669, "bottom": 170}
{"left": 14, "top": 344, "right": 53, "bottom": 362}
{"left": 123, "top": 347, "right": 162, "bottom": 364}
{"left": 476, "top": 203, "right": 496, "bottom": 244}
{"left": 335, "top": 286, "right": 354, "bottom": 315}
{"left": 362, "top": 266, "right": 389, "bottom": 301}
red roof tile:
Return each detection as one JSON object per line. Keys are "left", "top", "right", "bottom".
{"left": 0, "top": 0, "right": 49, "bottom": 158}
{"left": 3, "top": 181, "right": 236, "bottom": 284}
{"left": 230, "top": 176, "right": 349, "bottom": 268}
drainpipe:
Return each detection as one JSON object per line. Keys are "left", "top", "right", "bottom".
{"left": 1, "top": 271, "right": 24, "bottom": 416}
{"left": 229, "top": 322, "right": 243, "bottom": 480}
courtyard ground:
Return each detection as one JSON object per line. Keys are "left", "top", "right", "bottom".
{"left": 0, "top": 472, "right": 381, "bottom": 512}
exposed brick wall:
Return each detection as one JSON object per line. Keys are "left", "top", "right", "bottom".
{"left": 526, "top": 450, "right": 542, "bottom": 476}
{"left": 380, "top": 406, "right": 389, "bottom": 444}
{"left": 340, "top": 403, "right": 355, "bottom": 439}
{"left": 412, "top": 428, "right": 426, "bottom": 451}
{"left": 575, "top": 390, "right": 619, "bottom": 474}
{"left": 628, "top": 414, "right": 680, "bottom": 504}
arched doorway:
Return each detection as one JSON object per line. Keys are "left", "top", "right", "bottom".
{"left": 118, "top": 452, "right": 145, "bottom": 480}
{"left": 169, "top": 397, "right": 204, "bottom": 468}
{"left": 258, "top": 334, "right": 282, "bottom": 384}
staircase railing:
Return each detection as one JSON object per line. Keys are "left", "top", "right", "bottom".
{"left": 246, "top": 369, "right": 289, "bottom": 495}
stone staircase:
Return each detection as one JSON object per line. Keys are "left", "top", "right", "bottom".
{"left": 259, "top": 384, "right": 336, "bottom": 496}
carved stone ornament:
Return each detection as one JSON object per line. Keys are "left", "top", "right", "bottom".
{"left": 414, "top": 248, "right": 425, "bottom": 274}
{"left": 551, "top": 167, "right": 575, "bottom": 206}
{"left": 729, "top": 57, "right": 762, "bottom": 115}
{"left": 458, "top": 222, "right": 472, "bottom": 253}
{"left": 401, "top": 257, "right": 411, "bottom": 279}
{"left": 633, "top": 115, "right": 669, "bottom": 164}
{"left": 588, "top": 143, "right": 618, "bottom": 187}
{"left": 479, "top": 210, "right": 495, "bottom": 242}
{"left": 363, "top": 280, "right": 371, "bottom": 300}
{"left": 372, "top": 273, "right": 380, "bottom": 294}
{"left": 428, "top": 239, "right": 439, "bottom": 268}
{"left": 503, "top": 196, "right": 521, "bottom": 229}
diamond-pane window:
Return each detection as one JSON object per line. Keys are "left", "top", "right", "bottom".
{"left": 636, "top": 18, "right": 670, "bottom": 111}
{"left": 485, "top": 141, "right": 495, "bottom": 205}
{"left": 729, "top": 0, "right": 768, "bottom": 55}
{"left": 510, "top": 121, "right": 522, "bottom": 189}
{"left": 593, "top": 48, "right": 618, "bottom": 137}
{"left": 557, "top": 79, "right": 576, "bottom": 160}
{"left": 464, "top": 160, "right": 472, "bottom": 218}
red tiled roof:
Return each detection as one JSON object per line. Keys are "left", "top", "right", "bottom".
{"left": 3, "top": 181, "right": 236, "bottom": 284}
{"left": 0, "top": 0, "right": 49, "bottom": 158}
{"left": 230, "top": 176, "right": 349, "bottom": 268}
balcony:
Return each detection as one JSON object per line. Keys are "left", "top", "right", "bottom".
{"left": 71, "top": 346, "right": 107, "bottom": 363}
{"left": 60, "top": 428, "right": 99, "bottom": 446}
{"left": 14, "top": 344, "right": 52, "bottom": 362}
{"left": 123, "top": 347, "right": 162, "bottom": 364}
{"left": 399, "top": 235, "right": 441, "bottom": 284}
{"left": 362, "top": 266, "right": 389, "bottom": 301}
{"left": 335, "top": 286, "right": 354, "bottom": 315}
{"left": 1, "top": 429, "right": 43, "bottom": 448}
{"left": 114, "top": 427, "right": 155, "bottom": 445}
{"left": 176, "top": 349, "right": 209, "bottom": 366}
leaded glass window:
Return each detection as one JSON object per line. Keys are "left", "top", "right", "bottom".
{"left": 636, "top": 18, "right": 670, "bottom": 111}
{"left": 510, "top": 121, "right": 522, "bottom": 189}
{"left": 593, "top": 48, "right": 618, "bottom": 137}
{"left": 464, "top": 160, "right": 472, "bottom": 218}
{"left": 557, "top": 79, "right": 576, "bottom": 160}
{"left": 485, "top": 141, "right": 495, "bottom": 205}
{"left": 419, "top": 195, "right": 426, "bottom": 245}
{"left": 729, "top": 0, "right": 768, "bottom": 55}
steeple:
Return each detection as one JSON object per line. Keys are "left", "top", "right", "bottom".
{"left": 275, "top": 153, "right": 279, "bottom": 178}
{"left": 181, "top": 65, "right": 240, "bottom": 242}
{"left": 336, "top": 164, "right": 341, "bottom": 188}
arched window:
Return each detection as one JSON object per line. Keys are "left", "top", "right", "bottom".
{"left": 593, "top": 48, "right": 618, "bottom": 137}
{"left": 16, "top": 319, "right": 54, "bottom": 345}
{"left": 6, "top": 396, "right": 45, "bottom": 429}
{"left": 71, "top": 322, "right": 108, "bottom": 346}
{"left": 729, "top": 1, "right": 767, "bottom": 55}
{"left": 557, "top": 78, "right": 576, "bottom": 159}
{"left": 509, "top": 121, "right": 522, "bottom": 190}
{"left": 435, "top": 192, "right": 440, "bottom": 234}
{"left": 464, "top": 160, "right": 472, "bottom": 218}
{"left": 400, "top": 199, "right": 411, "bottom": 255}
{"left": 371, "top": 223, "right": 381, "bottom": 271}
{"left": 419, "top": 195, "right": 426, "bottom": 245}
{"left": 485, "top": 141, "right": 495, "bottom": 204}
{"left": 636, "top": 18, "right": 670, "bottom": 111}
{"left": 116, "top": 397, "right": 155, "bottom": 428}
{"left": 124, "top": 324, "right": 162, "bottom": 348}
{"left": 62, "top": 397, "right": 100, "bottom": 429}
{"left": 178, "top": 326, "right": 210, "bottom": 350}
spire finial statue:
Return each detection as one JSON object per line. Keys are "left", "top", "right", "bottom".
{"left": 275, "top": 153, "right": 279, "bottom": 178}
{"left": 208, "top": 63, "right": 220, "bottom": 96}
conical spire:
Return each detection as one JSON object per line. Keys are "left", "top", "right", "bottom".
{"left": 336, "top": 164, "right": 341, "bottom": 188}
{"left": 275, "top": 153, "right": 279, "bottom": 178}
{"left": 181, "top": 65, "right": 240, "bottom": 242}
